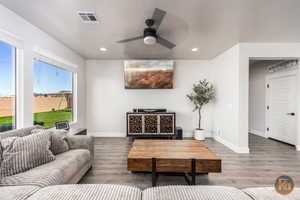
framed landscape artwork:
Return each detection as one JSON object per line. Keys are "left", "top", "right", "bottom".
{"left": 124, "top": 60, "right": 174, "bottom": 89}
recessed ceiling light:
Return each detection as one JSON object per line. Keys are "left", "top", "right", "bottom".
{"left": 192, "top": 48, "right": 198, "bottom": 52}
{"left": 99, "top": 47, "right": 107, "bottom": 52}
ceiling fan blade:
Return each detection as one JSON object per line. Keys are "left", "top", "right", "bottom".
{"left": 152, "top": 8, "right": 166, "bottom": 30}
{"left": 157, "top": 36, "right": 176, "bottom": 49}
{"left": 117, "top": 36, "right": 144, "bottom": 43}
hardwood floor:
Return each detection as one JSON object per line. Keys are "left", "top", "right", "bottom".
{"left": 80, "top": 134, "right": 300, "bottom": 189}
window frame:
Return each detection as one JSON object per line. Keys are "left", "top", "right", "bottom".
{"left": 0, "top": 29, "right": 24, "bottom": 129}
{"left": 32, "top": 57, "right": 77, "bottom": 128}
{"left": 0, "top": 39, "right": 20, "bottom": 131}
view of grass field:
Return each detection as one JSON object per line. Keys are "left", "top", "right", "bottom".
{"left": 0, "top": 41, "right": 74, "bottom": 132}
{"left": 0, "top": 109, "right": 72, "bottom": 129}
{"left": 0, "top": 116, "right": 13, "bottom": 124}
{"left": 34, "top": 109, "right": 72, "bottom": 128}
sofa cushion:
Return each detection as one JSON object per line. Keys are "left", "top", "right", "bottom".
{"left": 26, "top": 184, "right": 141, "bottom": 200}
{"left": 1, "top": 149, "right": 91, "bottom": 187}
{"left": 32, "top": 129, "right": 69, "bottom": 155}
{"left": 0, "top": 126, "right": 44, "bottom": 140}
{"left": 0, "top": 132, "right": 55, "bottom": 177}
{"left": 243, "top": 187, "right": 300, "bottom": 200}
{"left": 0, "top": 186, "right": 40, "bottom": 200}
{"left": 0, "top": 143, "right": 2, "bottom": 163}
{"left": 143, "top": 186, "right": 252, "bottom": 200}
{"left": 0, "top": 125, "right": 45, "bottom": 171}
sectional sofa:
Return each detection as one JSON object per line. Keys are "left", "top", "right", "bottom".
{"left": 1, "top": 127, "right": 299, "bottom": 200}
{"left": 1, "top": 184, "right": 300, "bottom": 200}
{"left": 0, "top": 126, "right": 94, "bottom": 187}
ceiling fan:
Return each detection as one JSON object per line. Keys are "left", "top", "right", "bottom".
{"left": 117, "top": 8, "right": 176, "bottom": 49}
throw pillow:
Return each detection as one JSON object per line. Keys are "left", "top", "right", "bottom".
{"left": 0, "top": 125, "right": 45, "bottom": 140}
{"left": 31, "top": 129, "right": 69, "bottom": 155}
{"left": 0, "top": 132, "right": 55, "bottom": 177}
{"left": 0, "top": 143, "right": 2, "bottom": 162}
{"left": 0, "top": 143, "right": 2, "bottom": 180}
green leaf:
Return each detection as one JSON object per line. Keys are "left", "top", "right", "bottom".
{"left": 187, "top": 79, "right": 215, "bottom": 108}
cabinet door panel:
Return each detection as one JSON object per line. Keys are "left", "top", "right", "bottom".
{"left": 160, "top": 114, "right": 174, "bottom": 134}
{"left": 128, "top": 115, "right": 143, "bottom": 134}
{"left": 144, "top": 115, "right": 158, "bottom": 133}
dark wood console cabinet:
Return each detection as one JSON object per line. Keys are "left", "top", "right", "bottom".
{"left": 126, "top": 112, "right": 176, "bottom": 137}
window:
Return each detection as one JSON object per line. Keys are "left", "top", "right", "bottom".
{"left": 0, "top": 41, "right": 16, "bottom": 132}
{"left": 33, "top": 60, "right": 73, "bottom": 128}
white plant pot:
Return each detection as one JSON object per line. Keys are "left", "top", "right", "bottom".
{"left": 194, "top": 129, "right": 206, "bottom": 140}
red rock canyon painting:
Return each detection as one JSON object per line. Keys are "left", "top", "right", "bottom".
{"left": 124, "top": 60, "right": 174, "bottom": 89}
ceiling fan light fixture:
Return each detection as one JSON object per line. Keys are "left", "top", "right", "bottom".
{"left": 144, "top": 36, "right": 157, "bottom": 45}
{"left": 117, "top": 8, "right": 176, "bottom": 49}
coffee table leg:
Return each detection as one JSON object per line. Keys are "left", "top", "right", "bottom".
{"left": 152, "top": 158, "right": 157, "bottom": 187}
{"left": 191, "top": 159, "right": 196, "bottom": 185}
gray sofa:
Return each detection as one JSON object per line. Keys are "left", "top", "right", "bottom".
{"left": 1, "top": 184, "right": 299, "bottom": 200}
{"left": 0, "top": 126, "right": 94, "bottom": 187}
{"left": 1, "top": 127, "right": 299, "bottom": 200}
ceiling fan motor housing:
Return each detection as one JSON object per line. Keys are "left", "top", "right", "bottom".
{"left": 143, "top": 28, "right": 157, "bottom": 45}
{"left": 145, "top": 19, "right": 155, "bottom": 27}
{"left": 117, "top": 9, "right": 175, "bottom": 49}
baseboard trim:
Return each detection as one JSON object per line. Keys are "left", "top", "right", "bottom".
{"left": 214, "top": 136, "right": 249, "bottom": 154}
{"left": 249, "top": 129, "right": 266, "bottom": 138}
{"left": 89, "top": 131, "right": 213, "bottom": 138}
{"left": 88, "top": 131, "right": 126, "bottom": 137}
{"left": 184, "top": 131, "right": 213, "bottom": 138}
{"left": 206, "top": 131, "right": 213, "bottom": 138}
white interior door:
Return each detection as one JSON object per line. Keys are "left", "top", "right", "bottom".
{"left": 267, "top": 73, "right": 297, "bottom": 145}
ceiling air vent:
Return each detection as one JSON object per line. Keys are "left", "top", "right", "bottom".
{"left": 78, "top": 12, "right": 99, "bottom": 23}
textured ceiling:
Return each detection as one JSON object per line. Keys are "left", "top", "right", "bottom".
{"left": 1, "top": 0, "right": 300, "bottom": 59}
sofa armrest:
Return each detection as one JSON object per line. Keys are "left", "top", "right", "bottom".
{"left": 66, "top": 136, "right": 94, "bottom": 162}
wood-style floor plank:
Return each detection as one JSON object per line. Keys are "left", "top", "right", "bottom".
{"left": 80, "top": 134, "right": 300, "bottom": 189}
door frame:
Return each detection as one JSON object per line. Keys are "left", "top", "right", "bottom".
{"left": 265, "top": 69, "right": 298, "bottom": 141}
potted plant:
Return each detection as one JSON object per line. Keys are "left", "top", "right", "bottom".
{"left": 187, "top": 79, "right": 215, "bottom": 140}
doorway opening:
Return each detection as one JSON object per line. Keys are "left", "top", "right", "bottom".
{"left": 249, "top": 59, "right": 298, "bottom": 150}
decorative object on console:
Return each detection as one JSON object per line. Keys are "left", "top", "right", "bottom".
{"left": 55, "top": 121, "right": 70, "bottom": 130}
{"left": 187, "top": 79, "right": 215, "bottom": 140}
{"left": 127, "top": 111, "right": 175, "bottom": 137}
{"left": 134, "top": 108, "right": 167, "bottom": 113}
{"left": 124, "top": 60, "right": 174, "bottom": 89}
{"left": 175, "top": 127, "right": 183, "bottom": 140}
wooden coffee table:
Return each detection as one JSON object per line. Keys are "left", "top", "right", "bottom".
{"left": 128, "top": 140, "right": 221, "bottom": 186}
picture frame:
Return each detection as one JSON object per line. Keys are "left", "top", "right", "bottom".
{"left": 55, "top": 121, "right": 70, "bottom": 130}
{"left": 124, "top": 60, "right": 174, "bottom": 89}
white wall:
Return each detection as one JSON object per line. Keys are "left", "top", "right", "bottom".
{"left": 4, "top": 3, "right": 300, "bottom": 152}
{"left": 248, "top": 60, "right": 294, "bottom": 137}
{"left": 86, "top": 45, "right": 251, "bottom": 153}
{"left": 211, "top": 45, "right": 250, "bottom": 153}
{"left": 0, "top": 4, "right": 247, "bottom": 153}
{"left": 86, "top": 43, "right": 300, "bottom": 153}
{"left": 239, "top": 43, "right": 300, "bottom": 151}
{"left": 0, "top": 5, "right": 86, "bottom": 128}
{"left": 249, "top": 61, "right": 268, "bottom": 137}
{"left": 86, "top": 60, "right": 215, "bottom": 137}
